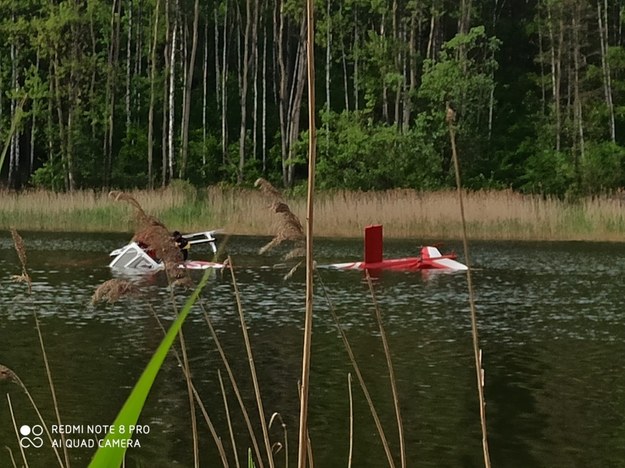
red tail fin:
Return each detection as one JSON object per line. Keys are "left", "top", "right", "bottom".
{"left": 364, "top": 225, "right": 383, "bottom": 263}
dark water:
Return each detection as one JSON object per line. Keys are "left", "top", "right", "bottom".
{"left": 1, "top": 232, "right": 625, "bottom": 467}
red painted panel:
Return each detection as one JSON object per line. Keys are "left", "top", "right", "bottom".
{"left": 364, "top": 224, "right": 384, "bottom": 264}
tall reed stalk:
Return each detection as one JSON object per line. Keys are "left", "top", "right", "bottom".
{"left": 1, "top": 365, "right": 64, "bottom": 466}
{"left": 148, "top": 306, "right": 229, "bottom": 466}
{"left": 298, "top": 0, "right": 317, "bottom": 465}
{"left": 201, "top": 306, "right": 265, "bottom": 468}
{"left": 347, "top": 373, "right": 354, "bottom": 468}
{"left": 365, "top": 272, "right": 405, "bottom": 468}
{"left": 89, "top": 270, "right": 212, "bottom": 467}
{"left": 7, "top": 394, "right": 28, "bottom": 468}
{"left": 447, "top": 103, "right": 491, "bottom": 467}
{"left": 316, "top": 271, "right": 395, "bottom": 467}
{"left": 164, "top": 276, "right": 200, "bottom": 468}
{"left": 227, "top": 257, "right": 274, "bottom": 468}
{"left": 218, "top": 370, "right": 240, "bottom": 468}
{"left": 10, "top": 229, "right": 70, "bottom": 467}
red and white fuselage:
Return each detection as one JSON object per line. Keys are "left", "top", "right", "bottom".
{"left": 325, "top": 225, "right": 468, "bottom": 272}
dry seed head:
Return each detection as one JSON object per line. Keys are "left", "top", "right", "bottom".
{"left": 11, "top": 273, "right": 31, "bottom": 284}
{"left": 255, "top": 177, "right": 283, "bottom": 201}
{"left": 283, "top": 261, "right": 302, "bottom": 280}
{"left": 109, "top": 190, "right": 182, "bottom": 267}
{"left": 10, "top": 228, "right": 27, "bottom": 271}
{"left": 109, "top": 190, "right": 144, "bottom": 213}
{"left": 0, "top": 365, "right": 24, "bottom": 389}
{"left": 254, "top": 180, "right": 305, "bottom": 256}
{"left": 92, "top": 279, "right": 140, "bottom": 304}
{"left": 133, "top": 224, "right": 182, "bottom": 265}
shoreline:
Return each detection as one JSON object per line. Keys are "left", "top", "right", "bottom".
{"left": 1, "top": 187, "right": 625, "bottom": 242}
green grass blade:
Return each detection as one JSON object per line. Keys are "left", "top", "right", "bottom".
{"left": 89, "top": 270, "right": 211, "bottom": 468}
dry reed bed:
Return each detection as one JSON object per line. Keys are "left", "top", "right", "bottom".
{"left": 2, "top": 188, "right": 625, "bottom": 240}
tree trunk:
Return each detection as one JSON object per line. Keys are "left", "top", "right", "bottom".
{"left": 103, "top": 0, "right": 121, "bottom": 189}
{"left": 221, "top": 0, "right": 229, "bottom": 164}
{"left": 168, "top": 2, "right": 178, "bottom": 182}
{"left": 572, "top": 3, "right": 585, "bottom": 170}
{"left": 125, "top": 0, "right": 133, "bottom": 134}
{"left": 325, "top": 0, "right": 331, "bottom": 156}
{"left": 202, "top": 18, "right": 209, "bottom": 175}
{"left": 147, "top": 0, "right": 160, "bottom": 189}
{"left": 286, "top": 21, "right": 307, "bottom": 187}
{"left": 546, "top": 1, "right": 562, "bottom": 151}
{"left": 339, "top": 4, "right": 349, "bottom": 111}
{"left": 180, "top": 0, "right": 200, "bottom": 178}
{"left": 597, "top": 0, "right": 615, "bottom": 141}
{"left": 238, "top": 0, "right": 257, "bottom": 183}
{"left": 9, "top": 26, "right": 18, "bottom": 188}
{"left": 402, "top": 10, "right": 417, "bottom": 131}
{"left": 262, "top": 16, "right": 268, "bottom": 172}
{"left": 161, "top": 1, "right": 170, "bottom": 187}
{"left": 353, "top": 8, "right": 359, "bottom": 111}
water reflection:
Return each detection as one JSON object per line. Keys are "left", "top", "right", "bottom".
{"left": 1, "top": 233, "right": 625, "bottom": 466}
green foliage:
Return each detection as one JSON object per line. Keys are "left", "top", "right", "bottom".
{"left": 112, "top": 127, "right": 150, "bottom": 188}
{"left": 579, "top": 142, "right": 625, "bottom": 194}
{"left": 417, "top": 26, "right": 500, "bottom": 185}
{"left": 520, "top": 149, "right": 573, "bottom": 196}
{"left": 186, "top": 132, "right": 223, "bottom": 186}
{"left": 30, "top": 159, "right": 65, "bottom": 191}
{"left": 1, "top": 0, "right": 625, "bottom": 196}
{"left": 314, "top": 110, "right": 441, "bottom": 190}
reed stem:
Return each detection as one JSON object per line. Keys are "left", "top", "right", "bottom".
{"left": 316, "top": 271, "right": 396, "bottom": 467}
{"left": 447, "top": 103, "right": 491, "bottom": 468}
{"left": 218, "top": 369, "right": 240, "bottom": 468}
{"left": 149, "top": 306, "right": 229, "bottom": 467}
{"left": 348, "top": 373, "right": 353, "bottom": 468}
{"left": 298, "top": 0, "right": 317, "bottom": 466}
{"left": 7, "top": 394, "right": 28, "bottom": 468}
{"left": 366, "top": 272, "right": 405, "bottom": 468}
{"left": 201, "top": 306, "right": 265, "bottom": 468}
{"left": 228, "top": 257, "right": 274, "bottom": 468}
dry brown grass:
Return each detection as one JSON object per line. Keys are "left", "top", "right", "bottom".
{"left": 3, "top": 187, "right": 625, "bottom": 240}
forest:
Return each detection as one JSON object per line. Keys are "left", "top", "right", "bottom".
{"left": 1, "top": 0, "right": 624, "bottom": 197}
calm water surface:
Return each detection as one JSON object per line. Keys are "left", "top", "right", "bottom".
{"left": 1, "top": 232, "right": 624, "bottom": 467}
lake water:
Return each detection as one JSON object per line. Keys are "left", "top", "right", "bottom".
{"left": 1, "top": 232, "right": 624, "bottom": 467}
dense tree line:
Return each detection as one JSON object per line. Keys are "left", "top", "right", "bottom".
{"left": 1, "top": 0, "right": 625, "bottom": 197}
